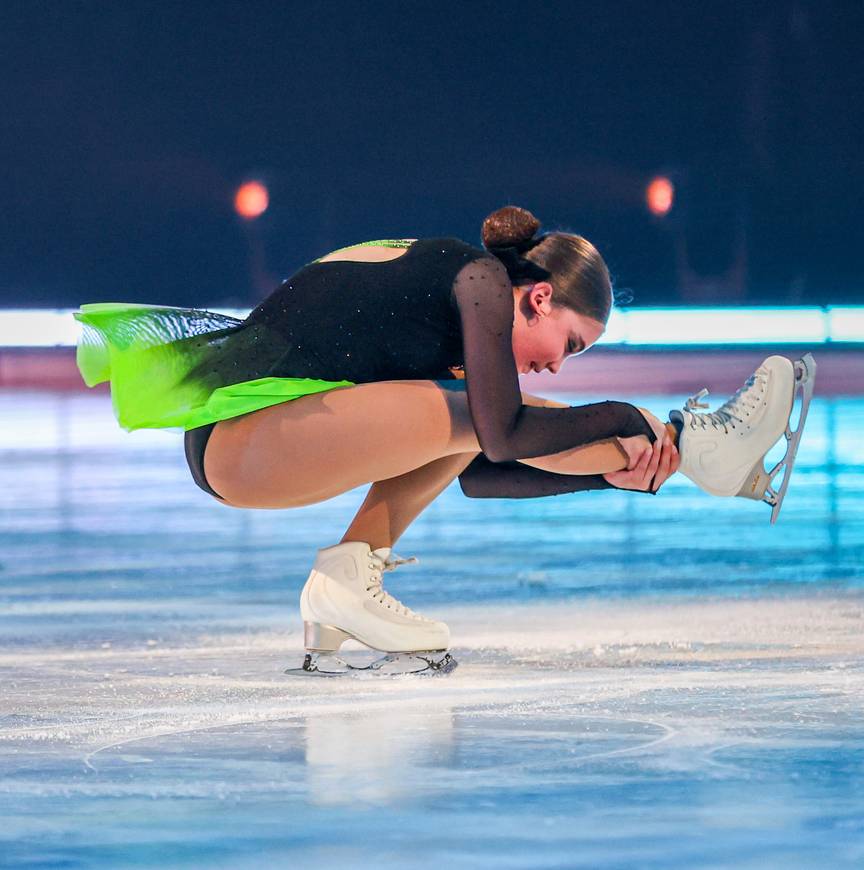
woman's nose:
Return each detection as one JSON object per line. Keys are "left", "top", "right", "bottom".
{"left": 547, "top": 360, "right": 562, "bottom": 374}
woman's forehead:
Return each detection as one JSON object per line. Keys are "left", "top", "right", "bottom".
{"left": 567, "top": 310, "right": 605, "bottom": 339}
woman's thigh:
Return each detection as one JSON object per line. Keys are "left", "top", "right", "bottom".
{"left": 203, "top": 379, "right": 481, "bottom": 508}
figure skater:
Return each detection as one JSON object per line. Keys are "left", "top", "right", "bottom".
{"left": 74, "top": 206, "right": 815, "bottom": 675}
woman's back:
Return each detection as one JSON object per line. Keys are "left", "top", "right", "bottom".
{"left": 244, "top": 237, "right": 486, "bottom": 383}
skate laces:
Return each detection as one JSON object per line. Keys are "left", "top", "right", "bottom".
{"left": 683, "top": 366, "right": 769, "bottom": 433}
{"left": 365, "top": 551, "right": 426, "bottom": 620}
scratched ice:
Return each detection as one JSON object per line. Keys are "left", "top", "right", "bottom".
{"left": 1, "top": 390, "right": 863, "bottom": 868}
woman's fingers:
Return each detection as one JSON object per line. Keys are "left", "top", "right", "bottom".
{"left": 608, "top": 436, "right": 680, "bottom": 493}
{"left": 608, "top": 437, "right": 680, "bottom": 492}
{"left": 638, "top": 446, "right": 652, "bottom": 474}
{"left": 651, "top": 438, "right": 668, "bottom": 488}
{"left": 622, "top": 447, "right": 651, "bottom": 489}
{"left": 651, "top": 438, "right": 679, "bottom": 491}
{"left": 669, "top": 439, "right": 680, "bottom": 474}
{"left": 619, "top": 435, "right": 652, "bottom": 470}
{"left": 651, "top": 439, "right": 672, "bottom": 491}
{"left": 633, "top": 442, "right": 654, "bottom": 490}
{"left": 644, "top": 439, "right": 662, "bottom": 487}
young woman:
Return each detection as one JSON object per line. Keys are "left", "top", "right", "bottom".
{"left": 75, "top": 206, "right": 812, "bottom": 675}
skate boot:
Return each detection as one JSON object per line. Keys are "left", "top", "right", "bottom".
{"left": 285, "top": 541, "right": 457, "bottom": 677}
{"left": 669, "top": 353, "right": 816, "bottom": 524}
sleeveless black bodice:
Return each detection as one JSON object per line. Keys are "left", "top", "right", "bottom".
{"left": 244, "top": 237, "right": 482, "bottom": 383}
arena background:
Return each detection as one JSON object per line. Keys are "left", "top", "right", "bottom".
{"left": 1, "top": 3, "right": 862, "bottom": 869}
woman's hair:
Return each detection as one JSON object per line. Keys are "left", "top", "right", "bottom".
{"left": 481, "top": 205, "right": 625, "bottom": 324}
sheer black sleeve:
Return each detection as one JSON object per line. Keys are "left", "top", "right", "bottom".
{"left": 458, "top": 454, "right": 615, "bottom": 498}
{"left": 457, "top": 453, "right": 659, "bottom": 498}
{"left": 451, "top": 256, "right": 657, "bottom": 463}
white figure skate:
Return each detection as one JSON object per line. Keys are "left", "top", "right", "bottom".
{"left": 285, "top": 541, "right": 457, "bottom": 677}
{"left": 669, "top": 353, "right": 816, "bottom": 524}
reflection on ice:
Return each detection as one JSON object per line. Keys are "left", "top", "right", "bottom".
{"left": 305, "top": 707, "right": 455, "bottom": 805}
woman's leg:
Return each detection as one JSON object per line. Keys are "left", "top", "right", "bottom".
{"left": 203, "top": 380, "right": 480, "bottom": 508}
{"left": 339, "top": 391, "right": 651, "bottom": 550}
{"left": 340, "top": 451, "right": 480, "bottom": 551}
{"left": 512, "top": 391, "right": 643, "bottom": 474}
{"left": 202, "top": 379, "right": 634, "bottom": 509}
{"left": 337, "top": 389, "right": 603, "bottom": 551}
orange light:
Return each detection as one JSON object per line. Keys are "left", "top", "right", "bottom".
{"left": 646, "top": 176, "right": 674, "bottom": 216}
{"left": 234, "top": 181, "right": 269, "bottom": 219}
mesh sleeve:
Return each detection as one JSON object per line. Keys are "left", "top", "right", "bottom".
{"left": 451, "top": 257, "right": 657, "bottom": 463}
{"left": 457, "top": 453, "right": 658, "bottom": 498}
{"left": 458, "top": 454, "right": 614, "bottom": 498}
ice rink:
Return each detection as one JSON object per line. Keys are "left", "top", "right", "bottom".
{"left": 2, "top": 390, "right": 863, "bottom": 868}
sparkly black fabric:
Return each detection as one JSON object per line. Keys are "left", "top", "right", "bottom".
{"left": 233, "top": 238, "right": 657, "bottom": 499}
{"left": 244, "top": 238, "right": 479, "bottom": 383}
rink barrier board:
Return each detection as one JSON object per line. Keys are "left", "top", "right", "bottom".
{"left": 1, "top": 345, "right": 861, "bottom": 396}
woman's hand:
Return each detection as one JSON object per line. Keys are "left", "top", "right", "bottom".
{"left": 635, "top": 406, "right": 669, "bottom": 443}
{"left": 605, "top": 433, "right": 680, "bottom": 492}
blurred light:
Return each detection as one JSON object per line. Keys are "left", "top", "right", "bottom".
{"left": 234, "top": 181, "right": 269, "bottom": 219}
{"left": 646, "top": 176, "right": 674, "bottom": 217}
{"left": 2, "top": 307, "right": 862, "bottom": 348}
{"left": 826, "top": 307, "right": 864, "bottom": 342}
{"left": 602, "top": 306, "right": 828, "bottom": 345}
{"left": 0, "top": 310, "right": 81, "bottom": 347}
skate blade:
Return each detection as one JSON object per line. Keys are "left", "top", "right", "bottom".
{"left": 284, "top": 651, "right": 458, "bottom": 678}
{"left": 746, "top": 352, "right": 816, "bottom": 525}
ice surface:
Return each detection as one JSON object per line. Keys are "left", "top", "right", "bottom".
{"left": 1, "top": 391, "right": 863, "bottom": 869}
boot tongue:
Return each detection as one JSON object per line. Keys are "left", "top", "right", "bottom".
{"left": 371, "top": 546, "right": 392, "bottom": 563}
{"left": 668, "top": 410, "right": 686, "bottom": 437}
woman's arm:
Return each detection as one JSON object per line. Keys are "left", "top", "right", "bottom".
{"left": 518, "top": 390, "right": 630, "bottom": 472}
{"left": 458, "top": 454, "right": 617, "bottom": 499}
{"left": 451, "top": 257, "right": 658, "bottom": 463}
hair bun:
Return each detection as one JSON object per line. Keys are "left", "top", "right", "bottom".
{"left": 481, "top": 205, "right": 541, "bottom": 250}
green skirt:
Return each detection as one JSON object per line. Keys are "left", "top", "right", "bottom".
{"left": 74, "top": 240, "right": 416, "bottom": 432}
{"left": 74, "top": 302, "right": 354, "bottom": 432}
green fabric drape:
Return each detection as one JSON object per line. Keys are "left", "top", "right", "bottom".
{"left": 74, "top": 302, "right": 353, "bottom": 431}
{"left": 73, "top": 240, "right": 415, "bottom": 431}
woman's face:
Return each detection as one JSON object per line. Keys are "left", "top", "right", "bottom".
{"left": 511, "top": 283, "right": 605, "bottom": 374}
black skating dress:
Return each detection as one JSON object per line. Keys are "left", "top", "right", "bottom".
{"left": 75, "top": 237, "right": 657, "bottom": 499}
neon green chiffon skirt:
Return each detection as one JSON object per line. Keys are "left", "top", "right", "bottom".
{"left": 74, "top": 302, "right": 355, "bottom": 432}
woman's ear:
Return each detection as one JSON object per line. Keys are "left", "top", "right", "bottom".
{"left": 528, "top": 281, "right": 555, "bottom": 314}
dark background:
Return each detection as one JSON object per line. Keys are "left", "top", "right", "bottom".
{"left": 1, "top": 0, "right": 861, "bottom": 309}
